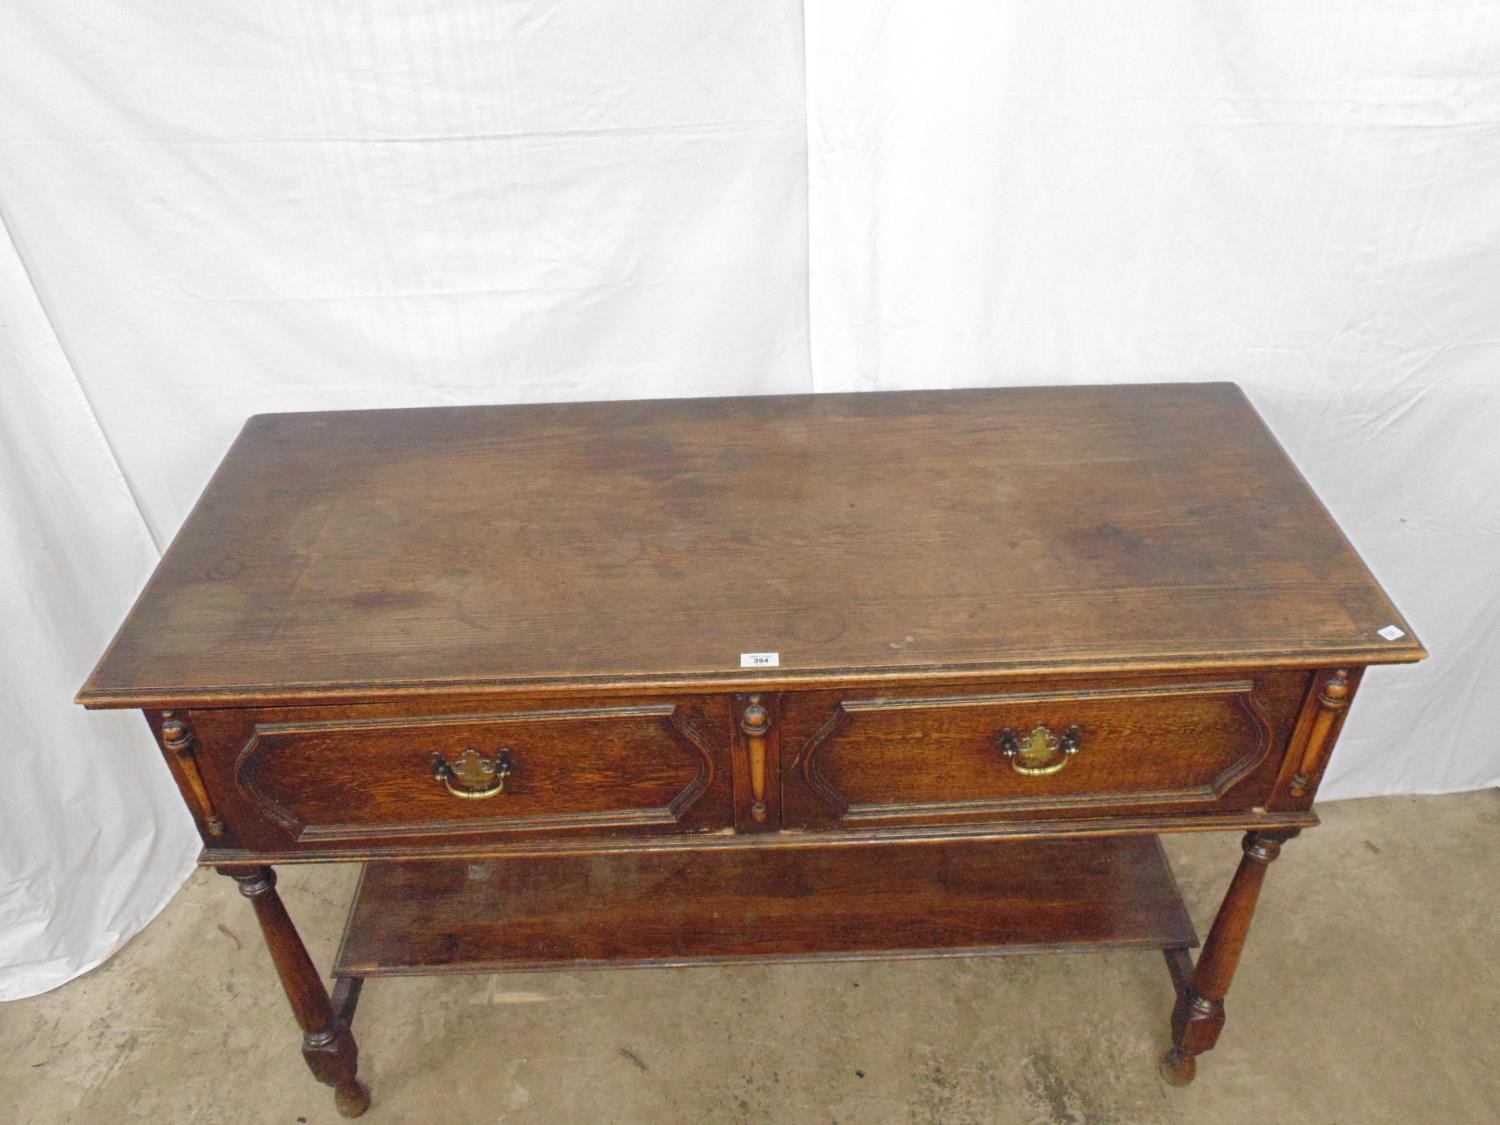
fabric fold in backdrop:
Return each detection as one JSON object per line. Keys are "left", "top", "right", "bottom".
{"left": 0, "top": 215, "right": 199, "bottom": 1001}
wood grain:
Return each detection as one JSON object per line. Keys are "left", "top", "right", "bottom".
{"left": 78, "top": 383, "right": 1424, "bottom": 709}
{"left": 181, "top": 691, "right": 736, "bottom": 853}
{"left": 782, "top": 668, "right": 1307, "bottom": 829}
{"left": 237, "top": 704, "right": 716, "bottom": 839}
{"left": 333, "top": 836, "right": 1198, "bottom": 976}
{"left": 71, "top": 384, "right": 1427, "bottom": 1104}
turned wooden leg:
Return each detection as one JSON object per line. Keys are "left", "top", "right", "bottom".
{"left": 222, "top": 866, "right": 370, "bottom": 1117}
{"left": 1160, "top": 830, "right": 1297, "bottom": 1086}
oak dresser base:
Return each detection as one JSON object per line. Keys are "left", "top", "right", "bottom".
{"left": 77, "top": 385, "right": 1425, "bottom": 1116}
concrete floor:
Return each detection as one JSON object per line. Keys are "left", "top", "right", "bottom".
{"left": 3, "top": 791, "right": 1498, "bottom": 1124}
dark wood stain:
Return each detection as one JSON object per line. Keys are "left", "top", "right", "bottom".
{"left": 77, "top": 384, "right": 1422, "bottom": 709}
{"left": 333, "top": 836, "right": 1197, "bottom": 976}
{"left": 74, "top": 384, "right": 1425, "bottom": 1114}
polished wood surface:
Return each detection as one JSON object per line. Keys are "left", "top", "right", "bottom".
{"left": 165, "top": 692, "right": 737, "bottom": 856}
{"left": 152, "top": 669, "right": 1327, "bottom": 861}
{"left": 231, "top": 700, "right": 723, "bottom": 841}
{"left": 779, "top": 668, "right": 1309, "bottom": 830}
{"left": 75, "top": 384, "right": 1426, "bottom": 1110}
{"left": 78, "top": 383, "right": 1422, "bottom": 709}
{"left": 334, "top": 837, "right": 1197, "bottom": 976}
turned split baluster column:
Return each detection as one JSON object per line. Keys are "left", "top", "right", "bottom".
{"left": 1289, "top": 669, "right": 1351, "bottom": 797}
{"left": 741, "top": 695, "right": 771, "bottom": 824}
{"left": 222, "top": 866, "right": 370, "bottom": 1118}
{"left": 734, "top": 693, "right": 780, "bottom": 831}
{"left": 1160, "top": 829, "right": 1299, "bottom": 1086}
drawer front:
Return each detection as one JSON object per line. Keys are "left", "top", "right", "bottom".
{"left": 781, "top": 672, "right": 1309, "bottom": 828}
{"left": 185, "top": 695, "right": 733, "bottom": 851}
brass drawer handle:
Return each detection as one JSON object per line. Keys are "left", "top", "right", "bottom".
{"left": 432, "top": 748, "right": 514, "bottom": 799}
{"left": 997, "top": 725, "right": 1081, "bottom": 777}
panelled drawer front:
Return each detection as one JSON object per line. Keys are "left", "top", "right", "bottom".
{"left": 188, "top": 695, "right": 733, "bottom": 850}
{"left": 781, "top": 672, "right": 1309, "bottom": 828}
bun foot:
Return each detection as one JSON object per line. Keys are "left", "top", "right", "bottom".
{"left": 1159, "top": 1048, "right": 1196, "bottom": 1087}
{"left": 335, "top": 1080, "right": 371, "bottom": 1118}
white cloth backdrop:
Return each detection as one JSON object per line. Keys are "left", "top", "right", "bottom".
{"left": 1, "top": 1, "right": 1496, "bottom": 999}
{"left": 0, "top": 222, "right": 200, "bottom": 1000}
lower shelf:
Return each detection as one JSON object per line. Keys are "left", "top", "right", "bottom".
{"left": 334, "top": 835, "right": 1197, "bottom": 977}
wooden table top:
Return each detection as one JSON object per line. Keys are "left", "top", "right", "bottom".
{"left": 79, "top": 383, "right": 1423, "bottom": 707}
